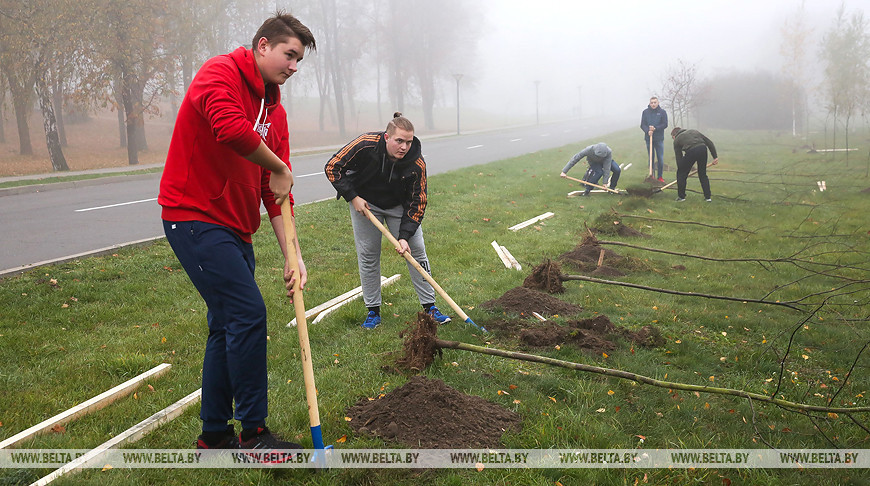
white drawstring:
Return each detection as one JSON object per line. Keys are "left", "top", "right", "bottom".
{"left": 253, "top": 98, "right": 265, "bottom": 131}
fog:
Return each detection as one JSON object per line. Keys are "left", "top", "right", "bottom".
{"left": 458, "top": 0, "right": 869, "bottom": 125}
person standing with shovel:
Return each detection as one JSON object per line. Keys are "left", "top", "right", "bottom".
{"left": 324, "top": 113, "right": 452, "bottom": 330}
{"left": 560, "top": 142, "right": 621, "bottom": 195}
{"left": 158, "top": 12, "right": 316, "bottom": 455}
{"left": 640, "top": 96, "right": 668, "bottom": 183}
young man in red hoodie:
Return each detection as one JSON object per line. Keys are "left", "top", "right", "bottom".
{"left": 158, "top": 12, "right": 315, "bottom": 452}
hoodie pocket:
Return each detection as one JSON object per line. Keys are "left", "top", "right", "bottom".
{"left": 208, "top": 179, "right": 261, "bottom": 233}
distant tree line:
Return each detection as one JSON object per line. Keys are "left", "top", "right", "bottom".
{"left": 0, "top": 0, "right": 481, "bottom": 171}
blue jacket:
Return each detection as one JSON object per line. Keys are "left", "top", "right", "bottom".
{"left": 640, "top": 105, "right": 668, "bottom": 141}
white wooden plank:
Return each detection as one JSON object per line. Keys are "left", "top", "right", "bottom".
{"left": 1, "top": 363, "right": 172, "bottom": 450}
{"left": 30, "top": 388, "right": 201, "bottom": 486}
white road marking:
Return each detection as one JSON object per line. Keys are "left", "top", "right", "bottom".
{"left": 467, "top": 145, "right": 484, "bottom": 149}
{"left": 510, "top": 138, "right": 522, "bottom": 142}
{"left": 76, "top": 198, "right": 157, "bottom": 212}
{"left": 75, "top": 171, "right": 325, "bottom": 212}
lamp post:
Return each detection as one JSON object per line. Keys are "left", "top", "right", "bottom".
{"left": 534, "top": 80, "right": 541, "bottom": 125}
{"left": 453, "top": 74, "right": 463, "bottom": 135}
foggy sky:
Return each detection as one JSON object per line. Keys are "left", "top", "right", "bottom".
{"left": 462, "top": 0, "right": 869, "bottom": 124}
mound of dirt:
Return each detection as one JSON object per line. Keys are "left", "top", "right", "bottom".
{"left": 465, "top": 314, "right": 664, "bottom": 356}
{"left": 481, "top": 286, "right": 582, "bottom": 317}
{"left": 518, "top": 315, "right": 664, "bottom": 350}
{"left": 345, "top": 375, "right": 522, "bottom": 448}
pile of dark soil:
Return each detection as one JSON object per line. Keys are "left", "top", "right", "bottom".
{"left": 559, "top": 234, "right": 626, "bottom": 274}
{"left": 345, "top": 375, "right": 522, "bottom": 448}
{"left": 481, "top": 286, "right": 582, "bottom": 317}
{"left": 484, "top": 314, "right": 664, "bottom": 352}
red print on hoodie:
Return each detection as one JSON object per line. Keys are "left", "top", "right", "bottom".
{"left": 159, "top": 47, "right": 292, "bottom": 243}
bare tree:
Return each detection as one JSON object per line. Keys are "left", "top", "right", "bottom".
{"left": 819, "top": 4, "right": 870, "bottom": 164}
{"left": 87, "top": 0, "right": 176, "bottom": 165}
{"left": 779, "top": 2, "right": 814, "bottom": 139}
{"left": 660, "top": 59, "right": 700, "bottom": 128}
{"left": 0, "top": 3, "right": 35, "bottom": 156}
{"left": 0, "top": 0, "right": 70, "bottom": 170}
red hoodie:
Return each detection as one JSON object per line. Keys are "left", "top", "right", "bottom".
{"left": 159, "top": 47, "right": 292, "bottom": 243}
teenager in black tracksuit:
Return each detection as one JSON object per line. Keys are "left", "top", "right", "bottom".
{"left": 324, "top": 113, "right": 451, "bottom": 329}
{"left": 671, "top": 127, "right": 719, "bottom": 201}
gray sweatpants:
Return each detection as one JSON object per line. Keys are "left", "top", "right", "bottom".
{"left": 349, "top": 203, "right": 436, "bottom": 308}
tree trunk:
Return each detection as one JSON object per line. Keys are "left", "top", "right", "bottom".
{"left": 35, "top": 70, "right": 69, "bottom": 172}
{"left": 120, "top": 76, "right": 139, "bottom": 166}
{"left": 113, "top": 78, "right": 127, "bottom": 148}
{"left": 51, "top": 68, "right": 67, "bottom": 147}
{"left": 419, "top": 70, "right": 435, "bottom": 130}
{"left": 11, "top": 93, "right": 33, "bottom": 155}
{"left": 5, "top": 70, "right": 34, "bottom": 155}
{"left": 0, "top": 85, "right": 6, "bottom": 143}
{"left": 330, "top": 68, "right": 346, "bottom": 138}
{"left": 182, "top": 55, "right": 193, "bottom": 93}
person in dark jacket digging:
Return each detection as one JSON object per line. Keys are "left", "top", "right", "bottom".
{"left": 324, "top": 112, "right": 451, "bottom": 330}
{"left": 671, "top": 127, "right": 719, "bottom": 202}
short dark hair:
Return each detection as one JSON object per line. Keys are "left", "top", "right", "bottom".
{"left": 386, "top": 112, "right": 414, "bottom": 134}
{"left": 252, "top": 11, "right": 316, "bottom": 51}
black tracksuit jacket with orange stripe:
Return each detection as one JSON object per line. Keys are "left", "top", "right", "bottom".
{"left": 325, "top": 131, "right": 427, "bottom": 241}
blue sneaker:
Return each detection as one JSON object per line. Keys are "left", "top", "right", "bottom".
{"left": 428, "top": 306, "right": 451, "bottom": 324}
{"left": 361, "top": 311, "right": 380, "bottom": 329}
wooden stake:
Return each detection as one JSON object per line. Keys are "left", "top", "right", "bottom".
{"left": 491, "top": 241, "right": 512, "bottom": 268}
{"left": 500, "top": 245, "right": 522, "bottom": 271}
{"left": 508, "top": 212, "right": 555, "bottom": 231}
{"left": 288, "top": 275, "right": 398, "bottom": 327}
{"left": 597, "top": 249, "right": 606, "bottom": 268}
{"left": 311, "top": 274, "right": 401, "bottom": 324}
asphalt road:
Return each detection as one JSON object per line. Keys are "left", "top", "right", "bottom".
{"left": 0, "top": 119, "right": 629, "bottom": 275}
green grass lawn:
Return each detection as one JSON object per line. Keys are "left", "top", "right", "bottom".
{"left": 1, "top": 128, "right": 869, "bottom": 485}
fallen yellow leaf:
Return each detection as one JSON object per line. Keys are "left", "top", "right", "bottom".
{"left": 607, "top": 390, "right": 615, "bottom": 395}
{"left": 336, "top": 435, "right": 347, "bottom": 443}
{"left": 548, "top": 396, "right": 557, "bottom": 403}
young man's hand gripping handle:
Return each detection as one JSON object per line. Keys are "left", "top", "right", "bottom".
{"left": 244, "top": 140, "right": 295, "bottom": 204}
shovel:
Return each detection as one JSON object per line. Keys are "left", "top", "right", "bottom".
{"left": 280, "top": 200, "right": 326, "bottom": 451}
{"left": 563, "top": 174, "right": 622, "bottom": 194}
{"left": 643, "top": 131, "right": 657, "bottom": 184}
{"left": 653, "top": 162, "right": 715, "bottom": 194}
{"left": 362, "top": 206, "right": 486, "bottom": 332}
